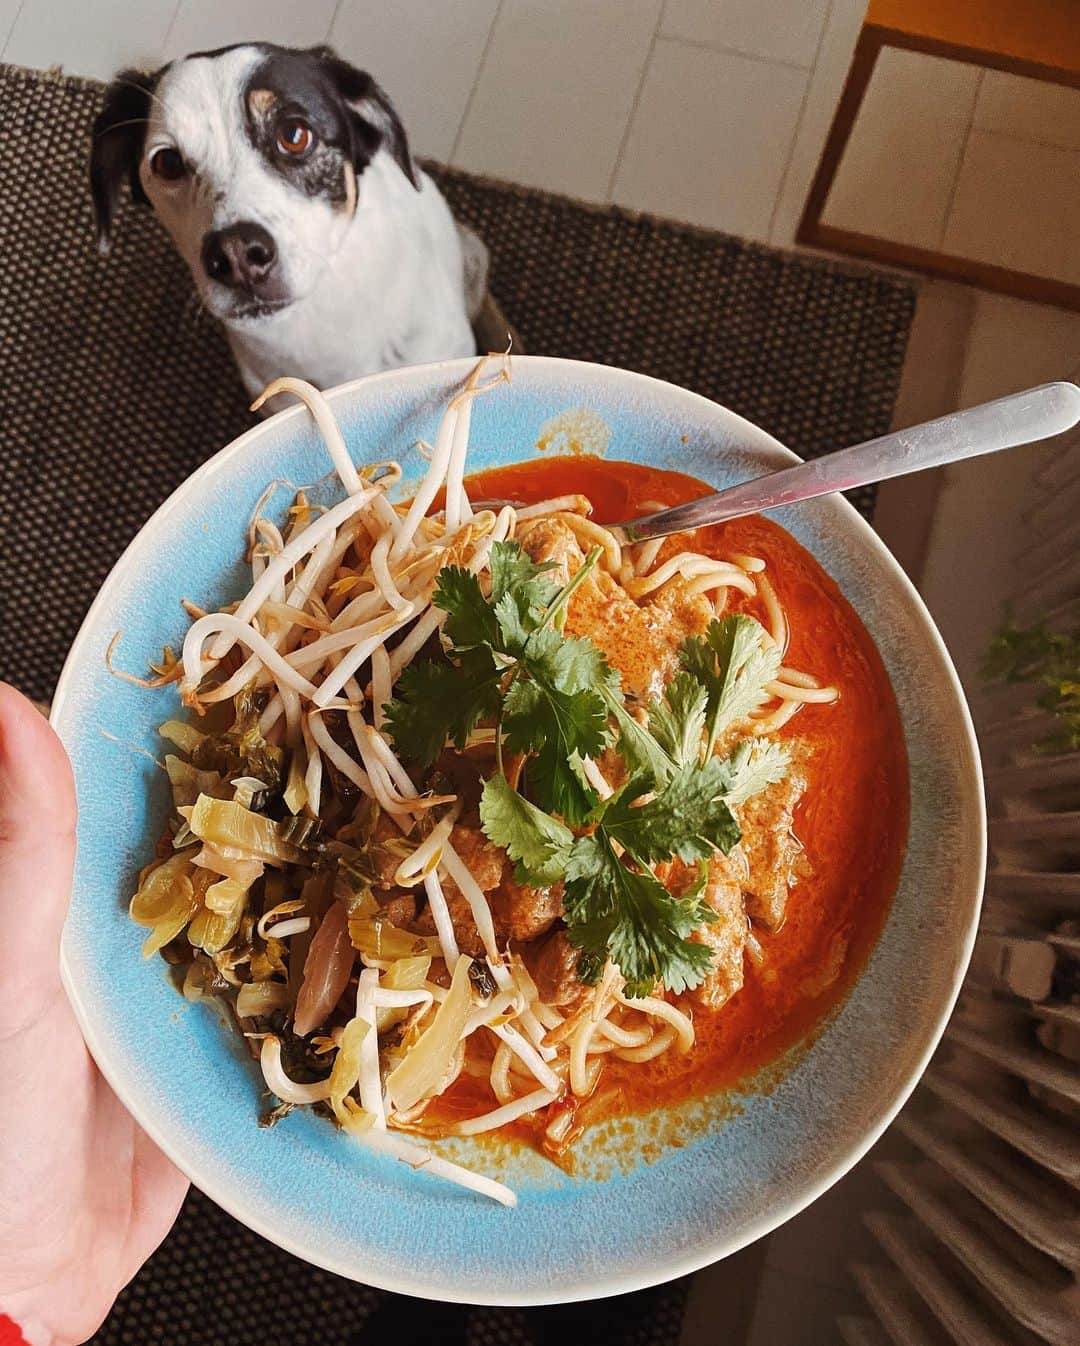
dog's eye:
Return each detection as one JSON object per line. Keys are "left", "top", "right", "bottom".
{"left": 277, "top": 119, "right": 314, "bottom": 157}
{"left": 150, "top": 147, "right": 187, "bottom": 182}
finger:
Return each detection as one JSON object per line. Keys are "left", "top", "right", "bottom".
{"left": 0, "top": 683, "right": 77, "bottom": 1030}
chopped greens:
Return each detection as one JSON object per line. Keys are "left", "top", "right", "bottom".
{"left": 715, "top": 738, "right": 791, "bottom": 807}
{"left": 190, "top": 684, "right": 284, "bottom": 788}
{"left": 386, "top": 543, "right": 788, "bottom": 998}
{"left": 563, "top": 834, "right": 715, "bottom": 997}
{"left": 647, "top": 670, "right": 708, "bottom": 767}
{"left": 387, "top": 542, "right": 612, "bottom": 823}
{"left": 679, "top": 614, "right": 781, "bottom": 752}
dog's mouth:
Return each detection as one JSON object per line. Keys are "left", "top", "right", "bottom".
{"left": 228, "top": 296, "right": 293, "bottom": 321}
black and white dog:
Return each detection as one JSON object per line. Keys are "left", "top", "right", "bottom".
{"left": 90, "top": 44, "right": 493, "bottom": 399}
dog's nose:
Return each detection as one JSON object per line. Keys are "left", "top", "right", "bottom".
{"left": 201, "top": 222, "right": 278, "bottom": 290}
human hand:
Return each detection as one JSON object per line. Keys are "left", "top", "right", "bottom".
{"left": 0, "top": 684, "right": 189, "bottom": 1346}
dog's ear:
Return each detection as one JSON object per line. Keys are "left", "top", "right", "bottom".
{"left": 90, "top": 68, "right": 155, "bottom": 252}
{"left": 311, "top": 48, "right": 419, "bottom": 191}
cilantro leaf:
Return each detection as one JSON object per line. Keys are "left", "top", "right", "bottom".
{"left": 600, "top": 760, "right": 741, "bottom": 863}
{"left": 492, "top": 591, "right": 536, "bottom": 656}
{"left": 648, "top": 670, "right": 708, "bottom": 767}
{"left": 436, "top": 542, "right": 560, "bottom": 656}
{"left": 597, "top": 675, "right": 675, "bottom": 784}
{"left": 501, "top": 625, "right": 615, "bottom": 823}
{"left": 563, "top": 833, "right": 715, "bottom": 997}
{"left": 500, "top": 678, "right": 604, "bottom": 758}
{"left": 716, "top": 738, "right": 790, "bottom": 806}
{"left": 502, "top": 678, "right": 608, "bottom": 823}
{"left": 524, "top": 627, "right": 609, "bottom": 695}
{"left": 680, "top": 615, "right": 780, "bottom": 750}
{"left": 432, "top": 566, "right": 500, "bottom": 650}
{"left": 488, "top": 542, "right": 559, "bottom": 654}
{"left": 383, "top": 645, "right": 501, "bottom": 766}
{"left": 489, "top": 540, "right": 558, "bottom": 608}
{"left": 479, "top": 773, "right": 574, "bottom": 886}
{"left": 530, "top": 744, "right": 598, "bottom": 827}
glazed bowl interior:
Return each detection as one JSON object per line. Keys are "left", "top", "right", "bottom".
{"left": 53, "top": 357, "right": 984, "bottom": 1303}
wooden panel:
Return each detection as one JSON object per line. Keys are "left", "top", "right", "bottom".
{"left": 802, "top": 222, "right": 1080, "bottom": 313}
{"left": 866, "top": 0, "right": 1080, "bottom": 76}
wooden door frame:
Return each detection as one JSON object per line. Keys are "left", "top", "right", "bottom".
{"left": 796, "top": 23, "right": 1080, "bottom": 312}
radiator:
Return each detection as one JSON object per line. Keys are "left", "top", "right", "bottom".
{"left": 840, "top": 427, "right": 1080, "bottom": 1346}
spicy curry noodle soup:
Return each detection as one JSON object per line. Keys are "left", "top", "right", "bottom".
{"left": 120, "top": 358, "right": 908, "bottom": 1206}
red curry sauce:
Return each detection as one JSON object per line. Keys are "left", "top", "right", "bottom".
{"left": 448, "top": 456, "right": 909, "bottom": 1130}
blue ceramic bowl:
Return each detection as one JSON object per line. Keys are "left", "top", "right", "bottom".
{"left": 53, "top": 357, "right": 984, "bottom": 1303}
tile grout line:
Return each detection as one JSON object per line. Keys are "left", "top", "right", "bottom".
{"left": 448, "top": 0, "right": 505, "bottom": 168}
{"left": 657, "top": 30, "right": 817, "bottom": 74}
{"left": 0, "top": 0, "right": 28, "bottom": 61}
{"left": 937, "top": 68, "right": 984, "bottom": 251}
{"left": 326, "top": 0, "right": 349, "bottom": 47}
{"left": 159, "top": 0, "right": 188, "bottom": 64}
{"left": 604, "top": 0, "right": 667, "bottom": 203}
{"left": 767, "top": 0, "right": 834, "bottom": 244}
{"left": 967, "top": 120, "right": 1080, "bottom": 157}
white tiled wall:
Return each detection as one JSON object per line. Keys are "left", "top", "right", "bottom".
{"left": 0, "top": 0, "right": 23, "bottom": 53}
{"left": 975, "top": 67, "right": 1080, "bottom": 151}
{"left": 0, "top": 0, "right": 868, "bottom": 247}
{"left": 454, "top": 0, "right": 663, "bottom": 201}
{"left": 942, "top": 130, "right": 1080, "bottom": 287}
{"left": 164, "top": 0, "right": 341, "bottom": 62}
{"left": 329, "top": 0, "right": 501, "bottom": 166}
{"left": 662, "top": 0, "right": 830, "bottom": 69}
{"left": 5, "top": 0, "right": 176, "bottom": 78}
{"left": 611, "top": 39, "right": 808, "bottom": 236}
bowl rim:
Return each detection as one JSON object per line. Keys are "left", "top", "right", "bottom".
{"left": 53, "top": 354, "right": 985, "bottom": 1303}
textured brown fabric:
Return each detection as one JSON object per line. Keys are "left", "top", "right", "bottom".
{"left": 0, "top": 61, "right": 915, "bottom": 1344}
{"left": 430, "top": 162, "right": 915, "bottom": 496}
{"left": 88, "top": 1185, "right": 692, "bottom": 1346}
{"left": 0, "top": 63, "right": 915, "bottom": 705}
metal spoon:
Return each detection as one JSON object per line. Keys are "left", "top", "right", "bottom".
{"left": 612, "top": 381, "right": 1080, "bottom": 544}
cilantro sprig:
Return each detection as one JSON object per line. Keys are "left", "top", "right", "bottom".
{"left": 482, "top": 759, "right": 735, "bottom": 996}
{"left": 385, "top": 540, "right": 612, "bottom": 823}
{"left": 563, "top": 834, "right": 715, "bottom": 996}
{"left": 715, "top": 737, "right": 791, "bottom": 806}
{"left": 385, "top": 546, "right": 790, "bottom": 998}
{"left": 680, "top": 613, "right": 781, "bottom": 752}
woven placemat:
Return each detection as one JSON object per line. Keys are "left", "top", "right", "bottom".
{"left": 0, "top": 61, "right": 916, "bottom": 1346}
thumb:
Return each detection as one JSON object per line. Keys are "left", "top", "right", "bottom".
{"left": 0, "top": 683, "right": 77, "bottom": 1034}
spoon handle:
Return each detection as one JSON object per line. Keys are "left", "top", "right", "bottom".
{"left": 616, "top": 381, "right": 1080, "bottom": 544}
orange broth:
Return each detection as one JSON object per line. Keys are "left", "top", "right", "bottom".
{"left": 439, "top": 456, "right": 909, "bottom": 1138}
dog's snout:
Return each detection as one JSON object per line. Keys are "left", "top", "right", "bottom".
{"left": 201, "top": 222, "right": 278, "bottom": 290}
